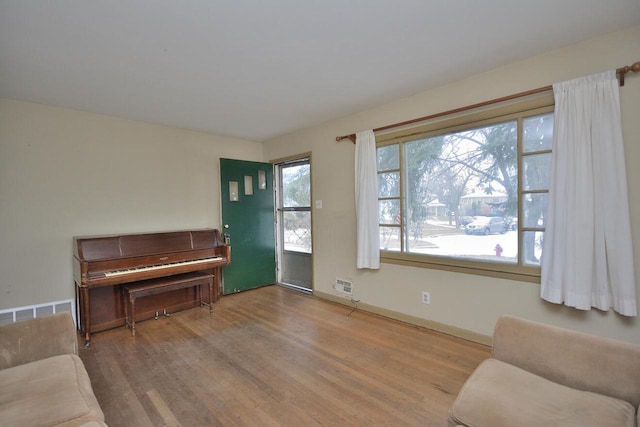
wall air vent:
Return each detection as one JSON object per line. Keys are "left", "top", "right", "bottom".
{"left": 0, "top": 299, "right": 75, "bottom": 326}
{"left": 335, "top": 278, "right": 353, "bottom": 295}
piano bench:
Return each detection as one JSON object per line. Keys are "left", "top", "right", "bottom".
{"left": 123, "top": 272, "right": 214, "bottom": 337}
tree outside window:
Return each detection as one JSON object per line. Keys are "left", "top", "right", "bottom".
{"left": 376, "top": 104, "right": 553, "bottom": 280}
{"left": 281, "top": 163, "right": 311, "bottom": 253}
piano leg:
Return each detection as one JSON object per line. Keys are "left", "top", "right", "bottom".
{"left": 80, "top": 287, "right": 91, "bottom": 347}
{"left": 208, "top": 274, "right": 213, "bottom": 314}
{"left": 213, "top": 267, "right": 221, "bottom": 302}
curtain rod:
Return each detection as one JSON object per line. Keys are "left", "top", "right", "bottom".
{"left": 336, "top": 61, "right": 640, "bottom": 143}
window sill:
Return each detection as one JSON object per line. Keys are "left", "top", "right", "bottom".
{"left": 380, "top": 252, "right": 541, "bottom": 284}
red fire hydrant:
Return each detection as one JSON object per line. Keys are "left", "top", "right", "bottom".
{"left": 494, "top": 243, "right": 503, "bottom": 257}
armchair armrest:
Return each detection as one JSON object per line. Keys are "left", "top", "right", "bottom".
{"left": 0, "top": 312, "right": 78, "bottom": 369}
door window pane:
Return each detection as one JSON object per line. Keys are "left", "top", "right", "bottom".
{"left": 283, "top": 211, "right": 311, "bottom": 253}
{"left": 282, "top": 164, "right": 310, "bottom": 207}
{"left": 258, "top": 170, "right": 267, "bottom": 189}
{"left": 244, "top": 175, "right": 253, "bottom": 195}
{"left": 229, "top": 181, "right": 239, "bottom": 201}
{"left": 281, "top": 161, "right": 311, "bottom": 254}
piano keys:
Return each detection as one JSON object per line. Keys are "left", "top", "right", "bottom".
{"left": 104, "top": 256, "right": 224, "bottom": 278}
{"left": 73, "top": 229, "right": 230, "bottom": 346}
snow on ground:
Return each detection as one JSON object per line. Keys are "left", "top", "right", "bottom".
{"left": 407, "top": 219, "right": 518, "bottom": 262}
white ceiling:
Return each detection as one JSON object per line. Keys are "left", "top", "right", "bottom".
{"left": 1, "top": 1, "right": 639, "bottom": 142}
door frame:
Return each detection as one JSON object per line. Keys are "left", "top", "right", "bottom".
{"left": 273, "top": 153, "right": 313, "bottom": 293}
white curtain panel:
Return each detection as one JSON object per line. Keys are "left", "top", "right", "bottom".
{"left": 541, "top": 70, "right": 637, "bottom": 316}
{"left": 355, "top": 130, "right": 380, "bottom": 269}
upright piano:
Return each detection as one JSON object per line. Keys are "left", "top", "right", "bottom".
{"left": 73, "top": 229, "right": 230, "bottom": 346}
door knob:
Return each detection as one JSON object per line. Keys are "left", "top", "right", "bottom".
{"left": 224, "top": 224, "right": 229, "bottom": 229}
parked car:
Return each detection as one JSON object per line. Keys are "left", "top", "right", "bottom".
{"left": 505, "top": 216, "right": 518, "bottom": 231}
{"left": 465, "top": 216, "right": 506, "bottom": 235}
{"left": 458, "top": 216, "right": 474, "bottom": 228}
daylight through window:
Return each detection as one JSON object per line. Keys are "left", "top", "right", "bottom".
{"left": 279, "top": 160, "right": 312, "bottom": 253}
{"left": 376, "top": 97, "right": 554, "bottom": 281}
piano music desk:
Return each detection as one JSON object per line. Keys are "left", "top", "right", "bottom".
{"left": 123, "top": 271, "right": 214, "bottom": 337}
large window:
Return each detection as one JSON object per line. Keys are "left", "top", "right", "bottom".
{"left": 376, "top": 96, "right": 554, "bottom": 281}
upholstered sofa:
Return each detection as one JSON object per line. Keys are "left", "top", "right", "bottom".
{"left": 0, "top": 312, "right": 107, "bottom": 426}
{"left": 449, "top": 315, "right": 640, "bottom": 427}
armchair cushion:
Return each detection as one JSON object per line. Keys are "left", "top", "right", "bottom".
{"left": 0, "top": 354, "right": 104, "bottom": 427}
{"left": 449, "top": 358, "right": 636, "bottom": 427}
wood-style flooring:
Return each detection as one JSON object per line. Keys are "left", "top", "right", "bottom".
{"left": 79, "top": 285, "right": 490, "bottom": 427}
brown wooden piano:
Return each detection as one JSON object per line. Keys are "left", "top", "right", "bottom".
{"left": 73, "top": 229, "right": 230, "bottom": 346}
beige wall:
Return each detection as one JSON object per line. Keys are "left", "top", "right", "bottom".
{"left": 263, "top": 25, "right": 640, "bottom": 344}
{"left": 0, "top": 99, "right": 263, "bottom": 308}
{"left": 1, "top": 26, "right": 639, "bottom": 345}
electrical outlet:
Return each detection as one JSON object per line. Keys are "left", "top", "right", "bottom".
{"left": 422, "top": 291, "right": 431, "bottom": 304}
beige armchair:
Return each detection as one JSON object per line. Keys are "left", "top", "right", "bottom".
{"left": 0, "top": 312, "right": 106, "bottom": 426}
{"left": 449, "top": 315, "right": 640, "bottom": 427}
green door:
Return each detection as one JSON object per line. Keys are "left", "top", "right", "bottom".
{"left": 220, "top": 158, "right": 276, "bottom": 294}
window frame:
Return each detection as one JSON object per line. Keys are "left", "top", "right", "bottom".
{"left": 375, "top": 94, "right": 554, "bottom": 283}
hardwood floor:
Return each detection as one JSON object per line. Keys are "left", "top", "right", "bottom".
{"left": 79, "top": 285, "right": 490, "bottom": 427}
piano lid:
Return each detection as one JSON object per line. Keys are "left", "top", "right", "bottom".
{"left": 74, "top": 229, "right": 223, "bottom": 262}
